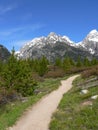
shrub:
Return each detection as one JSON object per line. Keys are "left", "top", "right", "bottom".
{"left": 44, "top": 66, "right": 65, "bottom": 78}
{"left": 81, "top": 66, "right": 98, "bottom": 78}
{"left": 0, "top": 49, "right": 37, "bottom": 97}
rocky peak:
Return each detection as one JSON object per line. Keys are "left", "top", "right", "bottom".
{"left": 17, "top": 30, "right": 98, "bottom": 60}
{"left": 48, "top": 32, "right": 58, "bottom": 37}
{"left": 77, "top": 29, "right": 98, "bottom": 55}
{"left": 89, "top": 29, "right": 97, "bottom": 34}
{"left": 86, "top": 29, "right": 98, "bottom": 42}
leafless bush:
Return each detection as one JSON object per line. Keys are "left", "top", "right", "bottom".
{"left": 81, "top": 66, "right": 98, "bottom": 78}
{"left": 44, "top": 66, "right": 65, "bottom": 78}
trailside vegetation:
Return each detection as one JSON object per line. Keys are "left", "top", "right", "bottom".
{"left": 0, "top": 49, "right": 98, "bottom": 130}
{"left": 0, "top": 49, "right": 98, "bottom": 105}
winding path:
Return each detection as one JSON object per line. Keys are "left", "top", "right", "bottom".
{"left": 9, "top": 75, "right": 79, "bottom": 130}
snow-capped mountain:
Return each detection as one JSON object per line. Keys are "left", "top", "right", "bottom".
{"left": 21, "top": 32, "right": 74, "bottom": 50}
{"left": 17, "top": 32, "right": 77, "bottom": 60}
{"left": 17, "top": 30, "right": 98, "bottom": 61}
{"left": 77, "top": 29, "right": 98, "bottom": 55}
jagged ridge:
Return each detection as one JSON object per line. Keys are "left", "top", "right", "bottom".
{"left": 16, "top": 30, "right": 98, "bottom": 61}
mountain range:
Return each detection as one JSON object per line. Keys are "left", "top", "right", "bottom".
{"left": 15, "top": 29, "right": 98, "bottom": 61}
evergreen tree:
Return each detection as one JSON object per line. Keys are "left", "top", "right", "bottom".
{"left": 55, "top": 58, "right": 62, "bottom": 67}
{"left": 83, "top": 57, "right": 90, "bottom": 67}
{"left": 0, "top": 48, "right": 37, "bottom": 96}
{"left": 62, "top": 57, "right": 71, "bottom": 71}
{"left": 38, "top": 56, "right": 48, "bottom": 76}
{"left": 33, "top": 59, "right": 40, "bottom": 72}
{"left": 69, "top": 57, "right": 75, "bottom": 66}
{"left": 76, "top": 56, "right": 82, "bottom": 67}
{"left": 91, "top": 58, "right": 98, "bottom": 66}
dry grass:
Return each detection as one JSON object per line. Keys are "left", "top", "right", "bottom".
{"left": 44, "top": 66, "right": 65, "bottom": 78}
{"left": 81, "top": 65, "right": 98, "bottom": 78}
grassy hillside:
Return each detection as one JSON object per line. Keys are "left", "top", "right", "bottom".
{"left": 49, "top": 75, "right": 98, "bottom": 130}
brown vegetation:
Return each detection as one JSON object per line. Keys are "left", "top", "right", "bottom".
{"left": 81, "top": 65, "right": 98, "bottom": 78}
{"left": 44, "top": 65, "right": 65, "bottom": 78}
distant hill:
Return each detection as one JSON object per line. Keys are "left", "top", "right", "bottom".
{"left": 0, "top": 45, "right": 11, "bottom": 61}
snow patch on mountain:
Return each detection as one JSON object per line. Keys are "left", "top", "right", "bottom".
{"left": 86, "top": 29, "right": 98, "bottom": 41}
{"left": 76, "top": 29, "right": 98, "bottom": 55}
{"left": 89, "top": 48, "right": 95, "bottom": 54}
{"left": 16, "top": 30, "right": 98, "bottom": 59}
{"left": 19, "top": 32, "right": 75, "bottom": 54}
{"left": 89, "top": 29, "right": 97, "bottom": 34}
{"left": 89, "top": 38, "right": 98, "bottom": 42}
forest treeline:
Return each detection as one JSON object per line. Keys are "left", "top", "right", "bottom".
{"left": 0, "top": 49, "right": 98, "bottom": 105}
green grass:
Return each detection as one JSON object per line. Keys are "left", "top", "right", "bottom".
{"left": 0, "top": 95, "right": 42, "bottom": 130}
{"left": 49, "top": 76, "right": 98, "bottom": 130}
{"left": 0, "top": 76, "right": 69, "bottom": 130}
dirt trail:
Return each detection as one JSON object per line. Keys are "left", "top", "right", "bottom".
{"left": 9, "top": 75, "right": 79, "bottom": 130}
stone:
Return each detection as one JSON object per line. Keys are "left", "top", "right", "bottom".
{"left": 91, "top": 95, "right": 98, "bottom": 100}
{"left": 80, "top": 89, "right": 88, "bottom": 94}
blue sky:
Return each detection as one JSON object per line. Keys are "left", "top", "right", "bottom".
{"left": 0, "top": 0, "right": 98, "bottom": 51}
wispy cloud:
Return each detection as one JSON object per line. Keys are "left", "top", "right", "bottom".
{"left": 20, "top": 13, "right": 33, "bottom": 21}
{"left": 16, "top": 40, "right": 31, "bottom": 46}
{"left": 0, "top": 23, "right": 46, "bottom": 37}
{"left": 0, "top": 31, "right": 11, "bottom": 36}
{"left": 0, "top": 5, "right": 15, "bottom": 15}
{"left": 0, "top": 23, "right": 46, "bottom": 51}
{"left": 13, "top": 39, "right": 31, "bottom": 48}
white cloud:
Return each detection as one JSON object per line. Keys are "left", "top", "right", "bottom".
{"left": 0, "top": 27, "right": 27, "bottom": 36}
{"left": 0, "top": 5, "right": 15, "bottom": 15}
{"left": 2, "top": 39, "right": 31, "bottom": 52}
{"left": 0, "top": 31, "right": 11, "bottom": 36}
{"left": 13, "top": 40, "right": 31, "bottom": 47}
{"left": 30, "top": 24, "right": 46, "bottom": 31}
{"left": 0, "top": 23, "right": 46, "bottom": 37}
{"left": 11, "top": 39, "right": 31, "bottom": 51}
{"left": 20, "top": 13, "right": 33, "bottom": 21}
{"left": 0, "top": 23, "right": 46, "bottom": 51}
